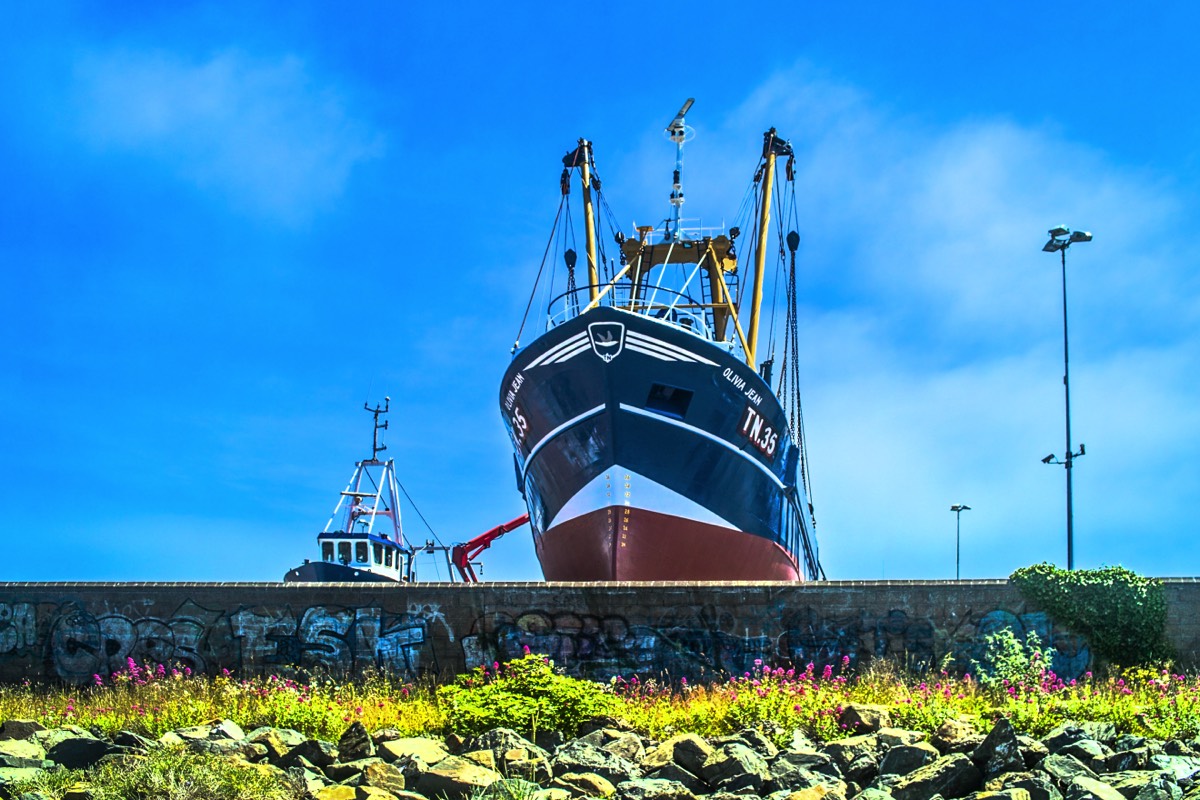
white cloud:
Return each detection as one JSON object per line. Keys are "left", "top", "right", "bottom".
{"left": 72, "top": 48, "right": 384, "bottom": 223}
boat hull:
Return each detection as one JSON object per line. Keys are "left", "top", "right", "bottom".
{"left": 501, "top": 306, "right": 814, "bottom": 581}
{"left": 283, "top": 561, "right": 400, "bottom": 583}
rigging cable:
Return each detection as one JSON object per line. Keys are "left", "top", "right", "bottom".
{"left": 512, "top": 195, "right": 568, "bottom": 353}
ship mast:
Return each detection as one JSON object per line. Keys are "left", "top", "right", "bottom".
{"left": 579, "top": 139, "right": 600, "bottom": 303}
{"left": 665, "top": 98, "right": 694, "bottom": 242}
{"left": 746, "top": 128, "right": 792, "bottom": 370}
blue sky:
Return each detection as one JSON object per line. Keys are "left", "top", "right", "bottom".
{"left": 3, "top": 2, "right": 1198, "bottom": 582}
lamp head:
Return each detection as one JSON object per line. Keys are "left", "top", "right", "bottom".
{"left": 1069, "top": 230, "right": 1092, "bottom": 243}
{"left": 1048, "top": 225, "right": 1070, "bottom": 237}
{"left": 950, "top": 503, "right": 971, "bottom": 512}
{"left": 1043, "top": 239, "right": 1065, "bottom": 252}
{"left": 1042, "top": 454, "right": 1056, "bottom": 464}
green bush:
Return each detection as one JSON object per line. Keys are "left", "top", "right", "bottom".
{"left": 436, "top": 651, "right": 622, "bottom": 739}
{"left": 1010, "top": 562, "right": 1171, "bottom": 667}
{"left": 972, "top": 627, "right": 1057, "bottom": 689}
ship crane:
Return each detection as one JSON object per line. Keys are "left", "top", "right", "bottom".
{"left": 450, "top": 513, "right": 530, "bottom": 582}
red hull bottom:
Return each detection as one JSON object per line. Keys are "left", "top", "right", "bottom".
{"left": 536, "top": 507, "right": 801, "bottom": 581}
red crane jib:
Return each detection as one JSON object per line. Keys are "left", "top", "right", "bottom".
{"left": 450, "top": 513, "right": 530, "bottom": 582}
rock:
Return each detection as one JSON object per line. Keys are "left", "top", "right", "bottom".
{"left": 552, "top": 771, "right": 618, "bottom": 797}
{"left": 1165, "top": 741, "right": 1196, "bottom": 757}
{"left": 467, "top": 729, "right": 553, "bottom": 780}
{"left": 111, "top": 731, "right": 154, "bottom": 753}
{"left": 288, "top": 764, "right": 332, "bottom": 795}
{"left": 553, "top": 740, "right": 642, "bottom": 786}
{"left": 774, "top": 751, "right": 842, "bottom": 780}
{"left": 1150, "top": 755, "right": 1200, "bottom": 782}
{"left": 986, "top": 772, "right": 1063, "bottom": 800}
{"left": 1059, "top": 739, "right": 1112, "bottom": 773}
{"left": 186, "top": 739, "right": 268, "bottom": 761}
{"left": 248, "top": 727, "right": 306, "bottom": 763}
{"left": 780, "top": 785, "right": 847, "bottom": 800}
{"left": 282, "top": 739, "right": 339, "bottom": 770}
{"left": 483, "top": 778, "right": 544, "bottom": 800}
{"left": 605, "top": 733, "right": 647, "bottom": 764}
{"left": 34, "top": 727, "right": 94, "bottom": 751}
{"left": 1102, "top": 771, "right": 1178, "bottom": 800}
{"left": 46, "top": 737, "right": 118, "bottom": 770}
{"left": 360, "top": 761, "right": 408, "bottom": 794}
{"left": 1019, "top": 737, "right": 1051, "bottom": 770}
{"left": 844, "top": 755, "right": 878, "bottom": 786}
{"left": 0, "top": 721, "right": 45, "bottom": 741}
{"left": 326, "top": 757, "right": 386, "bottom": 782}
{"left": 380, "top": 738, "right": 451, "bottom": 766}
{"left": 339, "top": 722, "right": 376, "bottom": 762}
{"left": 891, "top": 753, "right": 982, "bottom": 800}
{"left": 968, "top": 791, "right": 1032, "bottom": 800}
{"left": 935, "top": 720, "right": 985, "bottom": 755}
{"left": 535, "top": 790, "right": 573, "bottom": 800}
{"left": 974, "top": 719, "right": 1027, "bottom": 780}
{"left": 0, "top": 738, "right": 48, "bottom": 769}
{"left": 1106, "top": 748, "right": 1152, "bottom": 774}
{"left": 723, "top": 729, "right": 780, "bottom": 760}
{"left": 791, "top": 730, "right": 820, "bottom": 753}
{"left": 0, "top": 768, "right": 47, "bottom": 795}
{"left": 824, "top": 736, "right": 878, "bottom": 772}
{"left": 315, "top": 787, "right": 358, "bottom": 800}
{"left": 1114, "top": 736, "right": 1149, "bottom": 753}
{"left": 173, "top": 719, "right": 246, "bottom": 741}
{"left": 615, "top": 778, "right": 698, "bottom": 800}
{"left": 1040, "top": 754, "right": 1099, "bottom": 784}
{"left": 700, "top": 743, "right": 770, "bottom": 793}
{"left": 417, "top": 755, "right": 503, "bottom": 800}
{"left": 879, "top": 729, "right": 928, "bottom": 749}
{"left": 642, "top": 734, "right": 714, "bottom": 776}
{"left": 840, "top": 705, "right": 892, "bottom": 734}
{"left": 1064, "top": 776, "right": 1125, "bottom": 800}
{"left": 1042, "top": 726, "right": 1089, "bottom": 755}
{"left": 853, "top": 790, "right": 894, "bottom": 800}
{"left": 646, "top": 764, "right": 707, "bottom": 794}
{"left": 881, "top": 743, "right": 940, "bottom": 777}
{"left": 1079, "top": 724, "right": 1118, "bottom": 747}
{"left": 465, "top": 750, "right": 499, "bottom": 771}
{"left": 356, "top": 788, "right": 402, "bottom": 800}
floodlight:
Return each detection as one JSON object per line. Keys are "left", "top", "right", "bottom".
{"left": 1048, "top": 225, "right": 1069, "bottom": 237}
{"left": 1069, "top": 230, "right": 1093, "bottom": 243}
{"left": 1043, "top": 239, "right": 1064, "bottom": 252}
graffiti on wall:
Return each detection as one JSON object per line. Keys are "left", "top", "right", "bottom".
{"left": 0, "top": 594, "right": 1091, "bottom": 684}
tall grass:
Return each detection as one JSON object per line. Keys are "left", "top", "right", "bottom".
{"left": 3, "top": 653, "right": 1200, "bottom": 744}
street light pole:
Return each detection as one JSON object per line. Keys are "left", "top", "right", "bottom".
{"left": 950, "top": 503, "right": 970, "bottom": 580}
{"left": 1041, "top": 225, "right": 1091, "bottom": 570}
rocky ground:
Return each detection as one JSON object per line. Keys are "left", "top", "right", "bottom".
{"left": 2, "top": 705, "right": 1200, "bottom": 800}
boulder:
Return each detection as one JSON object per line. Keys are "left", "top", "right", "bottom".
{"left": 247, "top": 727, "right": 304, "bottom": 762}
{"left": 642, "top": 734, "right": 714, "bottom": 776}
{"left": 1101, "top": 771, "right": 1178, "bottom": 800}
{"left": 879, "top": 729, "right": 928, "bottom": 749}
{"left": 604, "top": 733, "right": 646, "bottom": 764}
{"left": 46, "top": 737, "right": 118, "bottom": 770}
{"left": 360, "top": 761, "right": 408, "bottom": 794}
{"left": 700, "top": 743, "right": 770, "bottom": 793}
{"left": 891, "top": 753, "right": 982, "bottom": 800}
{"left": 416, "top": 755, "right": 503, "bottom": 800}
{"left": 935, "top": 720, "right": 985, "bottom": 755}
{"left": 172, "top": 719, "right": 246, "bottom": 741}
{"left": 973, "top": 719, "right": 1027, "bottom": 780}
{"left": 840, "top": 704, "right": 892, "bottom": 734}
{"left": 551, "top": 771, "right": 618, "bottom": 797}
{"left": 553, "top": 740, "right": 642, "bottom": 785}
{"left": 1064, "top": 776, "right": 1125, "bottom": 800}
{"left": 0, "top": 721, "right": 45, "bottom": 741}
{"left": 985, "top": 771, "right": 1064, "bottom": 800}
{"left": 1059, "top": 739, "right": 1112, "bottom": 773}
{"left": 466, "top": 728, "right": 552, "bottom": 780}
{"left": 773, "top": 751, "right": 842, "bottom": 780}
{"left": 338, "top": 722, "right": 376, "bottom": 763}
{"left": 1042, "top": 726, "right": 1089, "bottom": 755}
{"left": 326, "top": 757, "right": 386, "bottom": 782}
{"left": 615, "top": 778, "right": 698, "bottom": 800}
{"left": 645, "top": 764, "right": 707, "bottom": 794}
{"left": 379, "top": 737, "right": 451, "bottom": 766}
{"left": 1040, "top": 754, "right": 1099, "bottom": 784}
{"left": 0, "top": 738, "right": 48, "bottom": 769}
{"left": 483, "top": 778, "right": 544, "bottom": 800}
{"left": 281, "top": 739, "right": 339, "bottom": 770}
{"left": 881, "top": 743, "right": 940, "bottom": 777}
{"left": 356, "top": 788, "right": 402, "bottom": 800}
{"left": 824, "top": 735, "right": 878, "bottom": 772}
{"left": 1149, "top": 755, "right": 1200, "bottom": 782}
{"left": 314, "top": 787, "right": 357, "bottom": 800}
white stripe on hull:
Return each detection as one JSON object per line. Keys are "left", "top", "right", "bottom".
{"left": 546, "top": 464, "right": 738, "bottom": 532}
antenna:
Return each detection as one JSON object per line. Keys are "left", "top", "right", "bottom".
{"left": 664, "top": 98, "right": 696, "bottom": 241}
{"left": 364, "top": 396, "right": 390, "bottom": 462}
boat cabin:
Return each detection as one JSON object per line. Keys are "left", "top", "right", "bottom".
{"left": 316, "top": 530, "right": 409, "bottom": 580}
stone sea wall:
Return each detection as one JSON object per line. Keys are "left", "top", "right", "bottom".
{"left": 1, "top": 580, "right": 1198, "bottom": 685}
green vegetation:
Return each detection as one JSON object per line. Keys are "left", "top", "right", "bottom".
{"left": 1011, "top": 563, "right": 1171, "bottom": 666}
{"left": 437, "top": 647, "right": 622, "bottom": 739}
{"left": 9, "top": 744, "right": 305, "bottom": 800}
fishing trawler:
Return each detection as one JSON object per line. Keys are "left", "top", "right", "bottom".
{"left": 284, "top": 399, "right": 413, "bottom": 582}
{"left": 500, "top": 100, "right": 824, "bottom": 581}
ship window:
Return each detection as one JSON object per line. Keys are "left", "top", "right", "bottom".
{"left": 385, "top": 549, "right": 394, "bottom": 567}
{"left": 337, "top": 542, "right": 351, "bottom": 564}
{"left": 322, "top": 542, "right": 334, "bottom": 562}
{"left": 356, "top": 542, "right": 369, "bottom": 563}
{"left": 645, "top": 383, "right": 693, "bottom": 420}
{"left": 373, "top": 543, "right": 383, "bottom": 564}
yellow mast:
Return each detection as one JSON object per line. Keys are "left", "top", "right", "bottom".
{"left": 745, "top": 129, "right": 779, "bottom": 369}
{"left": 578, "top": 138, "right": 600, "bottom": 303}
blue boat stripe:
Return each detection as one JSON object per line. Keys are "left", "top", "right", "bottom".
{"left": 521, "top": 404, "right": 607, "bottom": 480}
{"left": 617, "top": 403, "right": 787, "bottom": 490}
{"left": 626, "top": 330, "right": 718, "bottom": 364}
{"left": 525, "top": 332, "right": 588, "bottom": 368}
{"left": 546, "top": 340, "right": 592, "bottom": 364}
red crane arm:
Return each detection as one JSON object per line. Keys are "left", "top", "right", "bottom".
{"left": 450, "top": 513, "right": 530, "bottom": 582}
